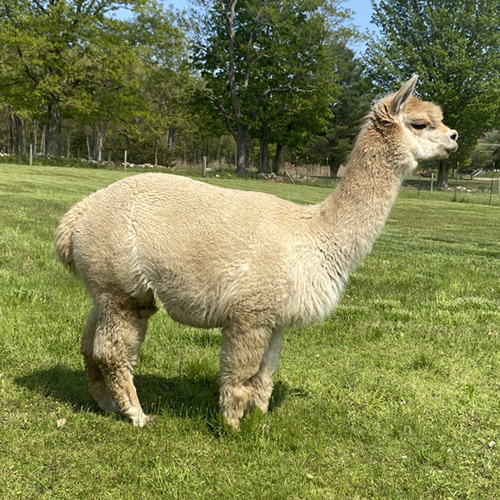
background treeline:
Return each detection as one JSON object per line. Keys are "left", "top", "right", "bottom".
{"left": 1, "top": 0, "right": 499, "bottom": 185}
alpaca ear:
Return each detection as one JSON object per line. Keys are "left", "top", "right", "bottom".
{"left": 390, "top": 74, "right": 419, "bottom": 115}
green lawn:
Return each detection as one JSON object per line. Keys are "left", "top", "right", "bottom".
{"left": 1, "top": 164, "right": 499, "bottom": 499}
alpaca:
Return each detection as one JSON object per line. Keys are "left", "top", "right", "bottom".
{"left": 55, "top": 76, "right": 458, "bottom": 429}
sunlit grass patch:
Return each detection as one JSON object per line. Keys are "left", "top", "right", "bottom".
{"left": 0, "top": 164, "right": 499, "bottom": 499}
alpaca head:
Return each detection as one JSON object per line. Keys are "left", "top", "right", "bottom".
{"left": 372, "top": 75, "right": 458, "bottom": 172}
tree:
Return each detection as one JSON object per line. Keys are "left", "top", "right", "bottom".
{"left": 366, "top": 0, "right": 500, "bottom": 187}
{"left": 471, "top": 129, "right": 500, "bottom": 170}
{"left": 0, "top": 0, "right": 192, "bottom": 162}
{"left": 191, "top": 0, "right": 355, "bottom": 176}
{"left": 253, "top": 75, "right": 335, "bottom": 174}
{"left": 104, "top": 3, "right": 193, "bottom": 164}
{"left": 0, "top": 0, "right": 149, "bottom": 156}
{"left": 251, "top": 40, "right": 363, "bottom": 175}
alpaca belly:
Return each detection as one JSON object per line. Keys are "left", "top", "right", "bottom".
{"left": 142, "top": 255, "right": 258, "bottom": 329}
{"left": 162, "top": 296, "right": 223, "bottom": 329}
{"left": 296, "top": 285, "right": 341, "bottom": 325}
{"left": 152, "top": 278, "right": 227, "bottom": 329}
{"left": 166, "top": 310, "right": 221, "bottom": 329}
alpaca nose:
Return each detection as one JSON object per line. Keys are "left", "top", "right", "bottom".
{"left": 445, "top": 129, "right": 459, "bottom": 153}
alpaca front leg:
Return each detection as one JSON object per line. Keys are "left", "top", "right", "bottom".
{"left": 250, "top": 328, "right": 283, "bottom": 414}
{"left": 101, "top": 362, "right": 150, "bottom": 426}
{"left": 219, "top": 325, "right": 272, "bottom": 430}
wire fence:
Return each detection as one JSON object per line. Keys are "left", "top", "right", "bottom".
{"left": 403, "top": 172, "right": 500, "bottom": 206}
{"left": 247, "top": 162, "right": 500, "bottom": 207}
{"left": 6, "top": 149, "right": 500, "bottom": 207}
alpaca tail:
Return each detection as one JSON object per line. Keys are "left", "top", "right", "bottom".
{"left": 54, "top": 197, "right": 90, "bottom": 272}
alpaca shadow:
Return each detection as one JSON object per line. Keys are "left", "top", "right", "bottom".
{"left": 15, "top": 365, "right": 304, "bottom": 426}
{"left": 15, "top": 365, "right": 93, "bottom": 411}
{"left": 14, "top": 365, "right": 220, "bottom": 418}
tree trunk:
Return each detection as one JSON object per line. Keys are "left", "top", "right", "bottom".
{"left": 85, "top": 128, "right": 91, "bottom": 160}
{"left": 168, "top": 128, "right": 176, "bottom": 148}
{"left": 40, "top": 127, "right": 46, "bottom": 156}
{"left": 67, "top": 132, "right": 71, "bottom": 157}
{"left": 8, "top": 112, "right": 13, "bottom": 154}
{"left": 437, "top": 160, "right": 448, "bottom": 188}
{"left": 11, "top": 114, "right": 23, "bottom": 155}
{"left": 235, "top": 127, "right": 247, "bottom": 177}
{"left": 20, "top": 116, "right": 27, "bottom": 154}
{"left": 330, "top": 164, "right": 340, "bottom": 177}
{"left": 216, "top": 136, "right": 222, "bottom": 168}
{"left": 259, "top": 135, "right": 269, "bottom": 173}
{"left": 272, "top": 143, "right": 284, "bottom": 175}
{"left": 33, "top": 119, "right": 38, "bottom": 156}
{"left": 108, "top": 126, "right": 116, "bottom": 162}
{"left": 92, "top": 123, "right": 106, "bottom": 162}
{"left": 45, "top": 96, "right": 61, "bottom": 156}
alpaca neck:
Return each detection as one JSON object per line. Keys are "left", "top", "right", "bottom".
{"left": 317, "top": 125, "right": 410, "bottom": 265}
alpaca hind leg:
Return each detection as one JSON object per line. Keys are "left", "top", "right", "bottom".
{"left": 81, "top": 306, "right": 118, "bottom": 412}
{"left": 93, "top": 295, "right": 156, "bottom": 426}
{"left": 249, "top": 328, "right": 283, "bottom": 414}
{"left": 219, "top": 325, "right": 272, "bottom": 430}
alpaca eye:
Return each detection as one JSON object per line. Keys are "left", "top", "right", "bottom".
{"left": 411, "top": 123, "right": 427, "bottom": 130}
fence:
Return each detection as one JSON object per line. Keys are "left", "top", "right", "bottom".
{"left": 255, "top": 163, "right": 500, "bottom": 206}
{"left": 402, "top": 172, "right": 500, "bottom": 206}
{"left": 197, "top": 157, "right": 500, "bottom": 206}
{"left": 253, "top": 162, "right": 500, "bottom": 207}
{"left": 13, "top": 147, "right": 500, "bottom": 207}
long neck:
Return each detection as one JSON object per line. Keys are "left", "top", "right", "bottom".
{"left": 314, "top": 123, "right": 410, "bottom": 267}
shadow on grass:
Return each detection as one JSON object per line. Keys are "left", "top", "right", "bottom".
{"left": 14, "top": 365, "right": 306, "bottom": 426}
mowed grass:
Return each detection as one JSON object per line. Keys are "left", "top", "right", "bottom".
{"left": 1, "top": 164, "right": 499, "bottom": 499}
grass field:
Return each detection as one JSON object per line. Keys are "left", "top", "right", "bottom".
{"left": 1, "top": 164, "right": 499, "bottom": 499}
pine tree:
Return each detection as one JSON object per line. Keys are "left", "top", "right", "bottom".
{"left": 304, "top": 46, "right": 372, "bottom": 176}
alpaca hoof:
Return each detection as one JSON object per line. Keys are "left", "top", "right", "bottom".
{"left": 223, "top": 416, "right": 240, "bottom": 432}
{"left": 145, "top": 415, "right": 156, "bottom": 426}
{"left": 131, "top": 412, "right": 153, "bottom": 427}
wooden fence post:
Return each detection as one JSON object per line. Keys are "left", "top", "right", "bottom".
{"left": 124, "top": 150, "right": 127, "bottom": 171}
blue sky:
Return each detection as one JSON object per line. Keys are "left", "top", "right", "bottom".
{"left": 163, "top": 0, "right": 379, "bottom": 51}
{"left": 112, "top": 1, "right": 379, "bottom": 53}
{"left": 164, "top": 0, "right": 377, "bottom": 30}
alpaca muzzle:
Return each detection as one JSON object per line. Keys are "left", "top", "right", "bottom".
{"left": 443, "top": 129, "right": 458, "bottom": 155}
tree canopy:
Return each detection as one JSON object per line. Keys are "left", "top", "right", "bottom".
{"left": 304, "top": 45, "right": 372, "bottom": 175}
{"left": 1, "top": 0, "right": 499, "bottom": 176}
{"left": 366, "top": 0, "right": 500, "bottom": 186}
{"left": 191, "top": 0, "right": 357, "bottom": 175}
{"left": 0, "top": 0, "right": 192, "bottom": 161}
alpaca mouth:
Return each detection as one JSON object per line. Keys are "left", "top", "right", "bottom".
{"left": 442, "top": 143, "right": 458, "bottom": 155}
